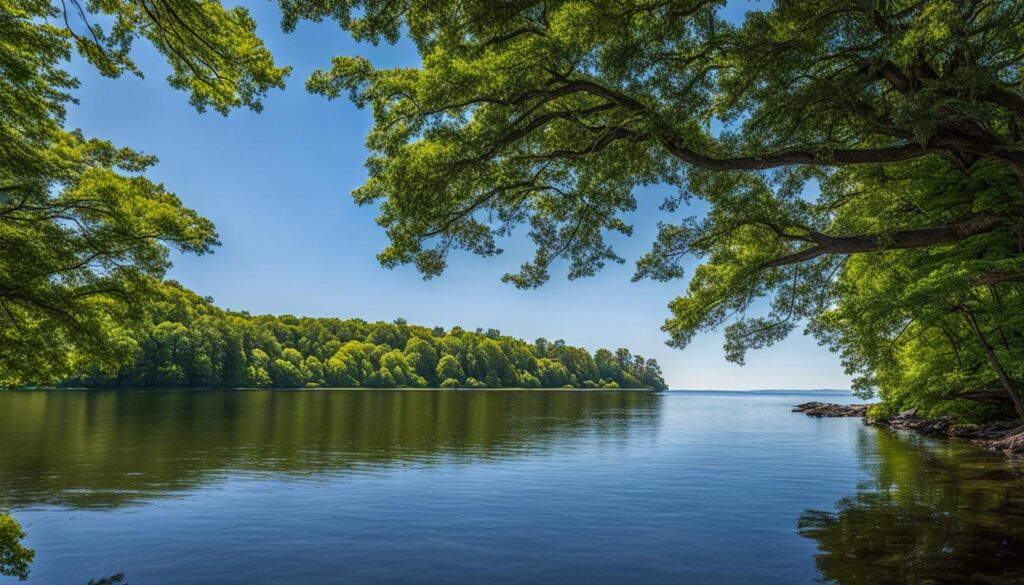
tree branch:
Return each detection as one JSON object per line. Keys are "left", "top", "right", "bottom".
{"left": 975, "top": 271, "right": 1024, "bottom": 286}
{"left": 763, "top": 211, "right": 1006, "bottom": 268}
{"left": 661, "top": 139, "right": 930, "bottom": 170}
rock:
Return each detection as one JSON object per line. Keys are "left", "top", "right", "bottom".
{"left": 795, "top": 400, "right": 1024, "bottom": 463}
{"left": 987, "top": 432, "right": 1024, "bottom": 461}
{"left": 950, "top": 424, "right": 982, "bottom": 439}
{"left": 872, "top": 411, "right": 955, "bottom": 436}
{"left": 792, "top": 402, "right": 871, "bottom": 417}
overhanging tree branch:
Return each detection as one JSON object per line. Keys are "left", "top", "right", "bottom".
{"left": 762, "top": 211, "right": 1006, "bottom": 268}
{"left": 658, "top": 138, "right": 931, "bottom": 170}
{"left": 975, "top": 271, "right": 1024, "bottom": 286}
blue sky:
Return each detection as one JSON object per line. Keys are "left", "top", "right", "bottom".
{"left": 64, "top": 2, "right": 850, "bottom": 390}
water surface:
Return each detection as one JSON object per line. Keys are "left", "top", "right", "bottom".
{"left": 1, "top": 389, "right": 1021, "bottom": 584}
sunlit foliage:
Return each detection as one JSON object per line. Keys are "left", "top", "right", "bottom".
{"left": 0, "top": 513, "right": 33, "bottom": 581}
{"left": 69, "top": 282, "right": 667, "bottom": 389}
{"left": 0, "top": 0, "right": 287, "bottom": 386}
{"left": 289, "top": 0, "right": 1024, "bottom": 418}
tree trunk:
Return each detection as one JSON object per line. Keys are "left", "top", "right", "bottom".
{"left": 961, "top": 307, "right": 1024, "bottom": 420}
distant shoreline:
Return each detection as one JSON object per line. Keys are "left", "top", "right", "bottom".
{"left": 7, "top": 386, "right": 662, "bottom": 393}
{"left": 6, "top": 387, "right": 853, "bottom": 394}
{"left": 668, "top": 389, "right": 852, "bottom": 394}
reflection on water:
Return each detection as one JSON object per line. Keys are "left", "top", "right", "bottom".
{"left": 0, "top": 389, "right": 659, "bottom": 509}
{"left": 799, "top": 429, "right": 1024, "bottom": 584}
{"left": 3, "top": 390, "right": 1024, "bottom": 584}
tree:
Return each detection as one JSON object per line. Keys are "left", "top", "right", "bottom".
{"left": 436, "top": 354, "right": 465, "bottom": 384}
{"left": 537, "top": 358, "right": 570, "bottom": 388}
{"left": 557, "top": 346, "right": 598, "bottom": 386}
{"left": 304, "top": 356, "right": 325, "bottom": 386}
{"left": 475, "top": 338, "right": 516, "bottom": 386}
{"left": 366, "top": 322, "right": 408, "bottom": 349}
{"left": 270, "top": 358, "right": 304, "bottom": 388}
{"left": 519, "top": 370, "right": 541, "bottom": 388}
{"left": 0, "top": 0, "right": 287, "bottom": 386}
{"left": 246, "top": 348, "right": 273, "bottom": 388}
{"left": 374, "top": 349, "right": 427, "bottom": 387}
{"left": 326, "top": 341, "right": 376, "bottom": 387}
{"left": 296, "top": 0, "right": 1024, "bottom": 417}
{"left": 404, "top": 336, "right": 440, "bottom": 383}
{"left": 0, "top": 513, "right": 33, "bottom": 581}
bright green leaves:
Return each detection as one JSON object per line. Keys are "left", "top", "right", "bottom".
{"left": 800, "top": 160, "right": 1024, "bottom": 411}
{"left": 3, "top": 0, "right": 289, "bottom": 116}
{"left": 0, "top": 137, "right": 218, "bottom": 385}
{"left": 435, "top": 354, "right": 464, "bottom": 384}
{"left": 306, "top": 56, "right": 375, "bottom": 103}
{"left": 293, "top": 0, "right": 1024, "bottom": 416}
{"left": 0, "top": 0, "right": 266, "bottom": 386}
{"left": 63, "top": 0, "right": 289, "bottom": 114}
{"left": 298, "top": 0, "right": 715, "bottom": 288}
{"left": 73, "top": 281, "right": 668, "bottom": 390}
{"left": 0, "top": 514, "right": 33, "bottom": 581}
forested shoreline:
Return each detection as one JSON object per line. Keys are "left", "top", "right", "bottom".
{"left": 65, "top": 282, "right": 666, "bottom": 390}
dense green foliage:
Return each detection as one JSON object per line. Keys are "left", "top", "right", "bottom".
{"left": 70, "top": 282, "right": 666, "bottom": 389}
{"left": 0, "top": 513, "right": 33, "bottom": 581}
{"left": 290, "top": 0, "right": 1024, "bottom": 419}
{"left": 0, "top": 0, "right": 286, "bottom": 386}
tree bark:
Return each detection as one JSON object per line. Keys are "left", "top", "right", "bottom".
{"left": 975, "top": 271, "right": 1024, "bottom": 286}
{"left": 960, "top": 307, "right": 1024, "bottom": 420}
{"left": 763, "top": 211, "right": 1005, "bottom": 268}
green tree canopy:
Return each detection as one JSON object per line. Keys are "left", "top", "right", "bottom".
{"left": 69, "top": 281, "right": 667, "bottom": 390}
{"left": 435, "top": 353, "right": 464, "bottom": 384}
{"left": 0, "top": 0, "right": 287, "bottom": 386}
{"left": 291, "top": 0, "right": 1024, "bottom": 418}
{"left": 0, "top": 513, "right": 33, "bottom": 581}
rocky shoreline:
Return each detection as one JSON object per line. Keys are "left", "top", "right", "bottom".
{"left": 793, "top": 401, "right": 1024, "bottom": 461}
{"left": 791, "top": 402, "right": 870, "bottom": 417}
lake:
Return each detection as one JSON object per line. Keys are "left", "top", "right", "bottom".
{"left": 1, "top": 389, "right": 1022, "bottom": 584}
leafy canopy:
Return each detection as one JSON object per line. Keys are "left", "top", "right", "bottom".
{"left": 288, "top": 0, "right": 1024, "bottom": 417}
{"left": 0, "top": 0, "right": 287, "bottom": 385}
{"left": 0, "top": 513, "right": 33, "bottom": 581}
{"left": 70, "top": 281, "right": 668, "bottom": 390}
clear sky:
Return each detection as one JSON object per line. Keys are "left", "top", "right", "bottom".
{"left": 63, "top": 2, "right": 851, "bottom": 390}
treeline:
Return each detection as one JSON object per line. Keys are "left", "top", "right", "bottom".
{"left": 69, "top": 283, "right": 666, "bottom": 390}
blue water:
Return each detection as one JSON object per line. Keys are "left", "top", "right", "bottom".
{"left": 0, "top": 389, "right": 1021, "bottom": 584}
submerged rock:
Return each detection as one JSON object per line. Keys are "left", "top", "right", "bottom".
{"left": 794, "top": 401, "right": 1024, "bottom": 462}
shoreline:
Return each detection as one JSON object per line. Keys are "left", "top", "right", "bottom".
{"left": 4, "top": 386, "right": 661, "bottom": 393}
{"left": 794, "top": 401, "right": 1024, "bottom": 461}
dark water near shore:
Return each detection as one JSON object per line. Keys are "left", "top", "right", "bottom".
{"left": 1, "top": 389, "right": 1022, "bottom": 584}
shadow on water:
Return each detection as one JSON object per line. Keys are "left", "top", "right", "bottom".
{"left": 0, "top": 389, "right": 661, "bottom": 510}
{"left": 798, "top": 427, "right": 1024, "bottom": 584}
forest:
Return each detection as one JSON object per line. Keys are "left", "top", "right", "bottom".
{"left": 67, "top": 282, "right": 666, "bottom": 390}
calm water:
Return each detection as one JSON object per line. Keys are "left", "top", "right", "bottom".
{"left": 1, "top": 389, "right": 1022, "bottom": 584}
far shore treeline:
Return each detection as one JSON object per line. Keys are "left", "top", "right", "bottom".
{"left": 64, "top": 282, "right": 666, "bottom": 391}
